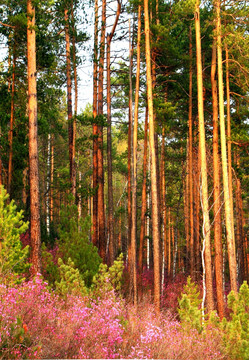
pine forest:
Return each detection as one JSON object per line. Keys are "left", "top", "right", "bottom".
{"left": 0, "top": 0, "right": 249, "bottom": 358}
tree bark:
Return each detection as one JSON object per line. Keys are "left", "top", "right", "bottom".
{"left": 144, "top": 0, "right": 161, "bottom": 312}
{"left": 92, "top": 0, "right": 99, "bottom": 248}
{"left": 195, "top": 0, "right": 214, "bottom": 312}
{"left": 106, "top": 0, "right": 121, "bottom": 265}
{"left": 8, "top": 35, "right": 16, "bottom": 196}
{"left": 138, "top": 109, "right": 148, "bottom": 275}
{"left": 71, "top": 1, "right": 77, "bottom": 200}
{"left": 27, "top": 0, "right": 41, "bottom": 275}
{"left": 216, "top": 0, "right": 237, "bottom": 293}
{"left": 97, "top": 0, "right": 106, "bottom": 261}
{"left": 211, "top": 38, "right": 224, "bottom": 318}
{"left": 188, "top": 25, "right": 194, "bottom": 279}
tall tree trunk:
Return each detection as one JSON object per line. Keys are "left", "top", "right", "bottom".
{"left": 211, "top": 38, "right": 224, "bottom": 318}
{"left": 225, "top": 45, "right": 235, "bottom": 255}
{"left": 64, "top": 8, "right": 74, "bottom": 198}
{"left": 50, "top": 136, "right": 54, "bottom": 222}
{"left": 27, "top": 0, "right": 41, "bottom": 275}
{"left": 216, "top": 0, "right": 237, "bottom": 293}
{"left": 46, "top": 133, "right": 51, "bottom": 236}
{"left": 127, "top": 19, "right": 133, "bottom": 270}
{"left": 188, "top": 25, "right": 194, "bottom": 278}
{"left": 144, "top": 0, "right": 161, "bottom": 312}
{"left": 92, "top": 0, "right": 99, "bottom": 248}
{"left": 138, "top": 108, "right": 148, "bottom": 275}
{"left": 71, "top": 1, "right": 77, "bottom": 200}
{"left": 106, "top": 0, "right": 121, "bottom": 265}
{"left": 97, "top": 0, "right": 106, "bottom": 261}
{"left": 8, "top": 36, "right": 16, "bottom": 195}
{"left": 195, "top": 0, "right": 214, "bottom": 312}
{"left": 130, "top": 4, "right": 141, "bottom": 307}
{"left": 235, "top": 150, "right": 247, "bottom": 283}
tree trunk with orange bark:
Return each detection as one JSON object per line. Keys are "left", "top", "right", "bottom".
{"left": 211, "top": 38, "right": 224, "bottom": 318}
{"left": 144, "top": 0, "right": 161, "bottom": 312}
{"left": 27, "top": 0, "right": 41, "bottom": 275}
{"left": 195, "top": 0, "right": 214, "bottom": 312}
{"left": 106, "top": 0, "right": 121, "bottom": 265}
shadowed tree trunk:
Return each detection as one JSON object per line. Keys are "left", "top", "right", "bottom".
{"left": 8, "top": 35, "right": 16, "bottom": 196}
{"left": 97, "top": 0, "right": 107, "bottom": 261}
{"left": 139, "top": 108, "right": 148, "bottom": 275}
{"left": 92, "top": 0, "right": 99, "bottom": 248}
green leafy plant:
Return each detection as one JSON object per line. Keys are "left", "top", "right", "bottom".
{"left": 221, "top": 281, "right": 249, "bottom": 359}
{"left": 55, "top": 257, "right": 88, "bottom": 298}
{"left": 0, "top": 186, "right": 29, "bottom": 285}
{"left": 178, "top": 276, "right": 203, "bottom": 333}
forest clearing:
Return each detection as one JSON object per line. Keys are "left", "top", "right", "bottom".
{"left": 0, "top": 0, "right": 249, "bottom": 358}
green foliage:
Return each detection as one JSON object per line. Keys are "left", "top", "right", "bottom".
{"left": 178, "top": 276, "right": 203, "bottom": 333}
{"left": 91, "top": 253, "right": 124, "bottom": 297}
{"left": 0, "top": 186, "right": 30, "bottom": 285}
{"left": 58, "top": 205, "right": 101, "bottom": 287}
{"left": 41, "top": 243, "right": 59, "bottom": 286}
{"left": 221, "top": 281, "right": 249, "bottom": 359}
{"left": 55, "top": 258, "right": 88, "bottom": 298}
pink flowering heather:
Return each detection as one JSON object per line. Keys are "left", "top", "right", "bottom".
{"left": 0, "top": 275, "right": 124, "bottom": 359}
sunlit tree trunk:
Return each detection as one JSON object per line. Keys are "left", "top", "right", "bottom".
{"left": 27, "top": 0, "right": 41, "bottom": 275}
{"left": 92, "top": 0, "right": 99, "bottom": 248}
{"left": 211, "top": 38, "right": 224, "bottom": 318}
{"left": 130, "top": 4, "right": 141, "bottom": 306}
{"left": 106, "top": 0, "right": 121, "bottom": 264}
{"left": 127, "top": 19, "right": 133, "bottom": 270}
{"left": 144, "top": 0, "right": 161, "bottom": 312}
{"left": 188, "top": 25, "right": 194, "bottom": 278}
{"left": 216, "top": 0, "right": 237, "bottom": 293}
{"left": 195, "top": 0, "right": 214, "bottom": 312}
{"left": 225, "top": 45, "right": 235, "bottom": 254}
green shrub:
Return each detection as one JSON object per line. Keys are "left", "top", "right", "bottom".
{"left": 58, "top": 205, "right": 102, "bottom": 287}
{"left": 178, "top": 276, "right": 203, "bottom": 333}
{"left": 0, "top": 186, "right": 29, "bottom": 284}
{"left": 91, "top": 253, "right": 124, "bottom": 298}
{"left": 55, "top": 257, "right": 88, "bottom": 298}
{"left": 222, "top": 281, "right": 249, "bottom": 359}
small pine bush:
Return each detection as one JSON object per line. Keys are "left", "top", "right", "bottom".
{"left": 58, "top": 205, "right": 102, "bottom": 287}
{"left": 0, "top": 186, "right": 29, "bottom": 284}
{"left": 91, "top": 253, "right": 124, "bottom": 298}
{"left": 222, "top": 281, "right": 249, "bottom": 359}
{"left": 55, "top": 257, "right": 88, "bottom": 298}
{"left": 178, "top": 276, "right": 203, "bottom": 333}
